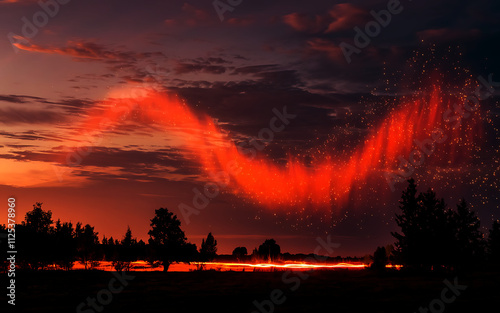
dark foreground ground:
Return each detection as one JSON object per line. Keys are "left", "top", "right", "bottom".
{"left": 3, "top": 269, "right": 500, "bottom": 313}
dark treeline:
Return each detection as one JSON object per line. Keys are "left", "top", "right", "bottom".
{"left": 1, "top": 178, "right": 499, "bottom": 272}
{"left": 0, "top": 206, "right": 218, "bottom": 272}
{"left": 371, "top": 178, "right": 500, "bottom": 272}
{"left": 0, "top": 206, "right": 297, "bottom": 272}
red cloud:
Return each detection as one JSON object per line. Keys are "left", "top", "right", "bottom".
{"left": 283, "top": 13, "right": 329, "bottom": 33}
{"left": 306, "top": 38, "right": 345, "bottom": 63}
{"left": 164, "top": 19, "right": 177, "bottom": 27}
{"left": 14, "top": 41, "right": 118, "bottom": 60}
{"left": 163, "top": 4, "right": 254, "bottom": 29}
{"left": 161, "top": 3, "right": 217, "bottom": 28}
{"left": 12, "top": 39, "right": 163, "bottom": 63}
{"left": 325, "top": 3, "right": 370, "bottom": 33}
{"left": 283, "top": 3, "right": 369, "bottom": 34}
{"left": 182, "top": 3, "right": 211, "bottom": 27}
{"left": 417, "top": 28, "right": 481, "bottom": 42}
{"left": 0, "top": 0, "right": 39, "bottom": 3}
{"left": 227, "top": 17, "right": 256, "bottom": 26}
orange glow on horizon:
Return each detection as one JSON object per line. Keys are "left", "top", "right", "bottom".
{"left": 71, "top": 261, "right": 369, "bottom": 271}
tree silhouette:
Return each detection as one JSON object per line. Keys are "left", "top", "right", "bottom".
{"left": 0, "top": 224, "right": 8, "bottom": 272}
{"left": 53, "top": 219, "right": 77, "bottom": 270}
{"left": 251, "top": 248, "right": 259, "bottom": 262}
{"left": 487, "top": 220, "right": 500, "bottom": 265}
{"left": 391, "top": 178, "right": 422, "bottom": 268}
{"left": 392, "top": 179, "right": 456, "bottom": 270}
{"left": 371, "top": 246, "right": 387, "bottom": 271}
{"left": 418, "top": 187, "right": 455, "bottom": 269}
{"left": 385, "top": 244, "right": 395, "bottom": 264}
{"left": 122, "top": 226, "right": 134, "bottom": 246}
{"left": 24, "top": 202, "right": 52, "bottom": 233}
{"left": 136, "top": 239, "right": 147, "bottom": 261}
{"left": 18, "top": 203, "right": 54, "bottom": 270}
{"left": 453, "top": 199, "right": 484, "bottom": 268}
{"left": 200, "top": 232, "right": 217, "bottom": 262}
{"left": 148, "top": 208, "right": 192, "bottom": 271}
{"left": 392, "top": 179, "right": 485, "bottom": 270}
{"left": 257, "top": 239, "right": 281, "bottom": 262}
{"left": 113, "top": 226, "right": 137, "bottom": 271}
{"left": 232, "top": 247, "right": 248, "bottom": 261}
{"left": 103, "top": 236, "right": 118, "bottom": 261}
{"left": 76, "top": 223, "right": 100, "bottom": 270}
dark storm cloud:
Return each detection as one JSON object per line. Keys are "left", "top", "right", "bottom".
{"left": 173, "top": 63, "right": 227, "bottom": 75}
{"left": 0, "top": 94, "right": 45, "bottom": 103}
{"left": 173, "top": 57, "right": 233, "bottom": 75}
{"left": 0, "top": 146, "right": 201, "bottom": 178}
{"left": 7, "top": 0, "right": 500, "bottom": 93}
{"left": 0, "top": 94, "right": 99, "bottom": 123}
{"left": 15, "top": 40, "right": 165, "bottom": 64}
{"left": 5, "top": 144, "right": 35, "bottom": 148}
{"left": 173, "top": 63, "right": 357, "bottom": 133}
{"left": 0, "top": 130, "right": 65, "bottom": 141}
{"left": 51, "top": 98, "right": 97, "bottom": 114}
{"left": 282, "top": 3, "right": 370, "bottom": 34}
{"left": 14, "top": 39, "right": 170, "bottom": 87}
{"left": 78, "top": 148, "right": 199, "bottom": 177}
{"left": 232, "top": 65, "right": 279, "bottom": 75}
{"left": 273, "top": 0, "right": 500, "bottom": 90}
{"left": 0, "top": 107, "right": 63, "bottom": 125}
{"left": 172, "top": 80, "right": 367, "bottom": 161}
{"left": 72, "top": 170, "right": 178, "bottom": 184}
{"left": 253, "top": 70, "right": 304, "bottom": 88}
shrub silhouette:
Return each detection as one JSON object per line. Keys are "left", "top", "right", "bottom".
{"left": 371, "top": 246, "right": 388, "bottom": 271}
{"left": 232, "top": 247, "right": 248, "bottom": 261}
{"left": 257, "top": 239, "right": 281, "bottom": 262}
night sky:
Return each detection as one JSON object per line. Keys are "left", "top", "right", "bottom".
{"left": 1, "top": 0, "right": 499, "bottom": 256}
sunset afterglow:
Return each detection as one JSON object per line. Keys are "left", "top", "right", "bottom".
{"left": 1, "top": 0, "right": 499, "bottom": 312}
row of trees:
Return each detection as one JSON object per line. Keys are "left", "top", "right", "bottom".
{"left": 3, "top": 178, "right": 498, "bottom": 272}
{"left": 10, "top": 203, "right": 102, "bottom": 271}
{"left": 371, "top": 179, "right": 500, "bottom": 271}
{"left": 0, "top": 204, "right": 219, "bottom": 271}
{"left": 0, "top": 205, "right": 284, "bottom": 272}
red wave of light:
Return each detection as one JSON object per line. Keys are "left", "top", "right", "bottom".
{"left": 68, "top": 84, "right": 483, "bottom": 210}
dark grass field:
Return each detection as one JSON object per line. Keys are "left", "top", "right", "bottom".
{"left": 4, "top": 269, "right": 500, "bottom": 313}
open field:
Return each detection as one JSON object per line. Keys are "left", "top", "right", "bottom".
{"left": 8, "top": 270, "right": 500, "bottom": 313}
